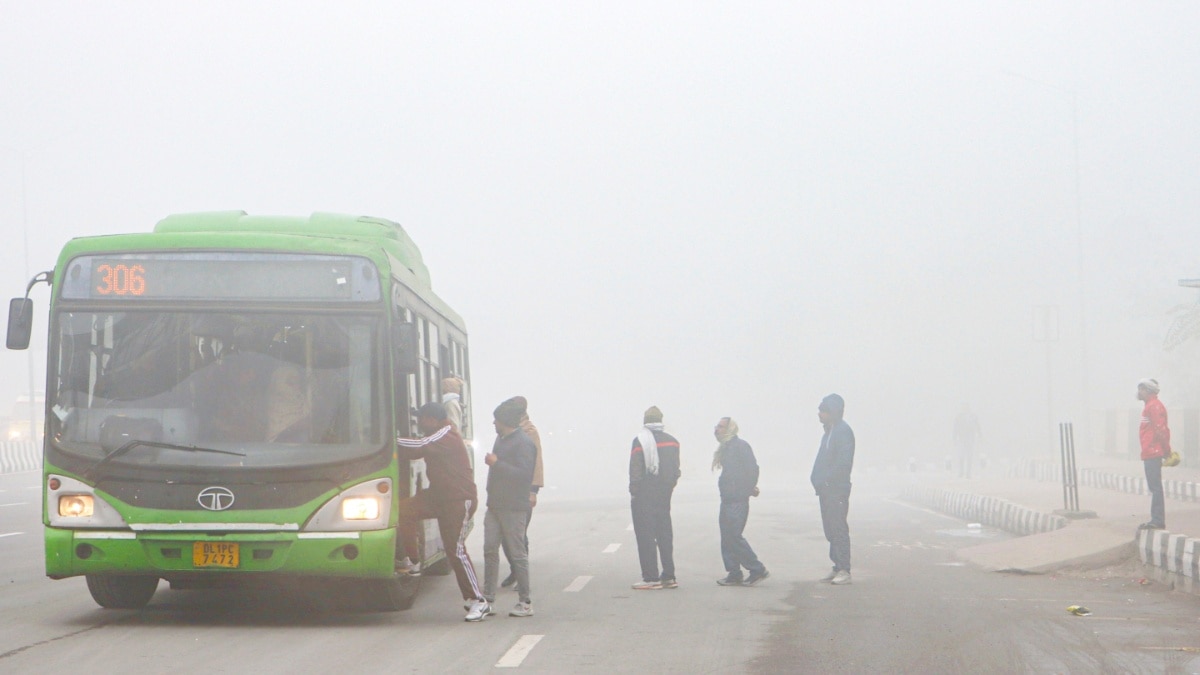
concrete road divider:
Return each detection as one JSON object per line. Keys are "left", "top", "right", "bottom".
{"left": 0, "top": 441, "right": 39, "bottom": 474}
{"left": 900, "top": 485, "right": 1067, "bottom": 536}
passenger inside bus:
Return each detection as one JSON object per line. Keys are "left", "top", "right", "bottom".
{"left": 198, "top": 354, "right": 269, "bottom": 443}
{"left": 265, "top": 363, "right": 313, "bottom": 443}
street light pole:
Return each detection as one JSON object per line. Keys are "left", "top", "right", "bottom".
{"left": 1007, "top": 72, "right": 1090, "bottom": 450}
{"left": 1069, "top": 90, "right": 1090, "bottom": 452}
{"left": 20, "top": 154, "right": 37, "bottom": 445}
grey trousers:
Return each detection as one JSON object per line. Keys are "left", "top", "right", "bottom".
{"left": 483, "top": 507, "right": 530, "bottom": 604}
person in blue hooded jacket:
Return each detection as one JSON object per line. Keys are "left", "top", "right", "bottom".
{"left": 811, "top": 393, "right": 855, "bottom": 585}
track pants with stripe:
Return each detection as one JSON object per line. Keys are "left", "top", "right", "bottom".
{"left": 398, "top": 494, "right": 483, "bottom": 601}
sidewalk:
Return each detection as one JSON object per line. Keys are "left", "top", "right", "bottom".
{"left": 894, "top": 456, "right": 1200, "bottom": 591}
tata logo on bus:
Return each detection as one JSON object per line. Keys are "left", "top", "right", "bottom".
{"left": 197, "top": 487, "right": 236, "bottom": 511}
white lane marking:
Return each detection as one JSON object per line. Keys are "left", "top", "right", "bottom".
{"left": 0, "top": 503, "right": 29, "bottom": 507}
{"left": 602, "top": 543, "right": 620, "bottom": 553}
{"left": 563, "top": 575, "right": 593, "bottom": 593}
{"left": 626, "top": 523, "right": 633, "bottom": 531}
{"left": 0, "top": 533, "right": 24, "bottom": 539}
{"left": 496, "top": 634, "right": 544, "bottom": 668}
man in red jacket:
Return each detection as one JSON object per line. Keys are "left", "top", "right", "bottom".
{"left": 1137, "top": 378, "right": 1171, "bottom": 530}
{"left": 396, "top": 401, "right": 486, "bottom": 620}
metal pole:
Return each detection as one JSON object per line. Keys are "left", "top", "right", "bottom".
{"left": 1059, "top": 423, "right": 1067, "bottom": 510}
{"left": 1075, "top": 420, "right": 1084, "bottom": 509}
{"left": 20, "top": 155, "right": 37, "bottom": 446}
{"left": 1071, "top": 92, "right": 1090, "bottom": 454}
{"left": 1046, "top": 340, "right": 1054, "bottom": 453}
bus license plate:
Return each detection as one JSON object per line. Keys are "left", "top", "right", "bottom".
{"left": 193, "top": 542, "right": 239, "bottom": 568}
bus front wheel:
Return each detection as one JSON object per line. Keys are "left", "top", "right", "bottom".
{"left": 86, "top": 574, "right": 160, "bottom": 609}
{"left": 357, "top": 574, "right": 418, "bottom": 612}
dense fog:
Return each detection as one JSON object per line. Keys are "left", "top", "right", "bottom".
{"left": 1, "top": 3, "right": 1198, "bottom": 494}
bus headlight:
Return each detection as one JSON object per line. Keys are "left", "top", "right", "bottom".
{"left": 58, "top": 495, "right": 95, "bottom": 518}
{"left": 341, "top": 497, "right": 380, "bottom": 520}
{"left": 303, "top": 478, "right": 393, "bottom": 532}
{"left": 47, "top": 475, "right": 131, "bottom": 528}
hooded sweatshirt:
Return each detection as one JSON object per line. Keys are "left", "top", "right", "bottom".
{"left": 812, "top": 411, "right": 855, "bottom": 496}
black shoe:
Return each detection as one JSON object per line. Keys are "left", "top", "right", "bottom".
{"left": 744, "top": 569, "right": 770, "bottom": 586}
{"left": 500, "top": 572, "right": 517, "bottom": 588}
{"left": 717, "top": 574, "right": 744, "bottom": 586}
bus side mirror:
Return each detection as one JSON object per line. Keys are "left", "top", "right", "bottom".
{"left": 393, "top": 322, "right": 419, "bottom": 373}
{"left": 7, "top": 298, "right": 33, "bottom": 350}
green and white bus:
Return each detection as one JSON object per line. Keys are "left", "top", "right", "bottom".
{"left": 5, "top": 211, "right": 472, "bottom": 611}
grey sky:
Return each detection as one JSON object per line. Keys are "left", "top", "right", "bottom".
{"left": 2, "top": 3, "right": 1198, "bottom": 485}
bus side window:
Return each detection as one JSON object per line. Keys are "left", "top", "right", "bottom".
{"left": 392, "top": 303, "right": 416, "bottom": 438}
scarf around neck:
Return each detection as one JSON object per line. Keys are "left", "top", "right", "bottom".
{"left": 638, "top": 423, "right": 664, "bottom": 475}
{"left": 712, "top": 418, "right": 740, "bottom": 471}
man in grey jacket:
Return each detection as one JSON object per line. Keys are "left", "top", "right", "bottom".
{"left": 811, "top": 394, "right": 855, "bottom": 585}
{"left": 477, "top": 400, "right": 537, "bottom": 620}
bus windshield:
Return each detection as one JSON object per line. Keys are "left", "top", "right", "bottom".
{"left": 48, "top": 309, "right": 381, "bottom": 470}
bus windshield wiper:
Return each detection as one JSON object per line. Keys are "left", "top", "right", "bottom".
{"left": 87, "top": 440, "right": 247, "bottom": 478}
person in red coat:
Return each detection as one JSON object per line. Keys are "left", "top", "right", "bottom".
{"left": 1137, "top": 378, "right": 1171, "bottom": 530}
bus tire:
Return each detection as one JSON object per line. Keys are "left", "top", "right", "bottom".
{"left": 423, "top": 554, "right": 451, "bottom": 576}
{"left": 359, "top": 574, "right": 418, "bottom": 612}
{"left": 86, "top": 574, "right": 159, "bottom": 609}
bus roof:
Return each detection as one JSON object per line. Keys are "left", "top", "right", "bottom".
{"left": 153, "top": 211, "right": 432, "bottom": 288}
{"left": 54, "top": 211, "right": 463, "bottom": 327}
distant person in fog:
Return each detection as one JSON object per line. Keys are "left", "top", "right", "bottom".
{"left": 481, "top": 400, "right": 537, "bottom": 618}
{"left": 713, "top": 417, "right": 768, "bottom": 587}
{"left": 953, "top": 404, "right": 981, "bottom": 478}
{"left": 500, "top": 396, "right": 543, "bottom": 591}
{"left": 629, "top": 406, "right": 681, "bottom": 590}
{"left": 1137, "top": 379, "right": 1171, "bottom": 530}
{"left": 812, "top": 394, "right": 855, "bottom": 585}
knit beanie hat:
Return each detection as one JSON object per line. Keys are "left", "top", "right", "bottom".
{"left": 493, "top": 401, "right": 523, "bottom": 428}
{"left": 643, "top": 406, "right": 663, "bottom": 424}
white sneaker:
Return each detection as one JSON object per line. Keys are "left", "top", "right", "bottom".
{"left": 819, "top": 568, "right": 838, "bottom": 582}
{"left": 396, "top": 557, "right": 420, "bottom": 576}
{"left": 831, "top": 570, "right": 852, "bottom": 585}
{"left": 465, "top": 599, "right": 490, "bottom": 622}
{"left": 631, "top": 580, "right": 663, "bottom": 590}
{"left": 508, "top": 601, "right": 534, "bottom": 617}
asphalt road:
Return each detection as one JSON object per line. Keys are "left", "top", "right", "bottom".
{"left": 0, "top": 468, "right": 1197, "bottom": 673}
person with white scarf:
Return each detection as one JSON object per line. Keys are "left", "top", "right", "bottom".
{"left": 629, "top": 406, "right": 681, "bottom": 590}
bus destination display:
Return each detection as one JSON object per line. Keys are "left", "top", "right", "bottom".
{"left": 61, "top": 253, "right": 381, "bottom": 302}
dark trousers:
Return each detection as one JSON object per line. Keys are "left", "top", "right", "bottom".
{"left": 719, "top": 498, "right": 765, "bottom": 576}
{"left": 631, "top": 490, "right": 675, "bottom": 581}
{"left": 819, "top": 491, "right": 851, "bottom": 572}
{"left": 957, "top": 443, "right": 974, "bottom": 478}
{"left": 397, "top": 495, "right": 483, "bottom": 600}
{"left": 1144, "top": 458, "right": 1165, "bottom": 527}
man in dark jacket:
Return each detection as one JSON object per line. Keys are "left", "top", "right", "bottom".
{"left": 811, "top": 393, "right": 855, "bottom": 585}
{"left": 629, "top": 406, "right": 681, "bottom": 590}
{"left": 396, "top": 401, "right": 485, "bottom": 620}
{"left": 713, "top": 417, "right": 768, "bottom": 586}
{"left": 480, "top": 400, "right": 537, "bottom": 619}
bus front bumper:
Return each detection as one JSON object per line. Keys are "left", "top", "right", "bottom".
{"left": 45, "top": 528, "right": 397, "bottom": 580}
